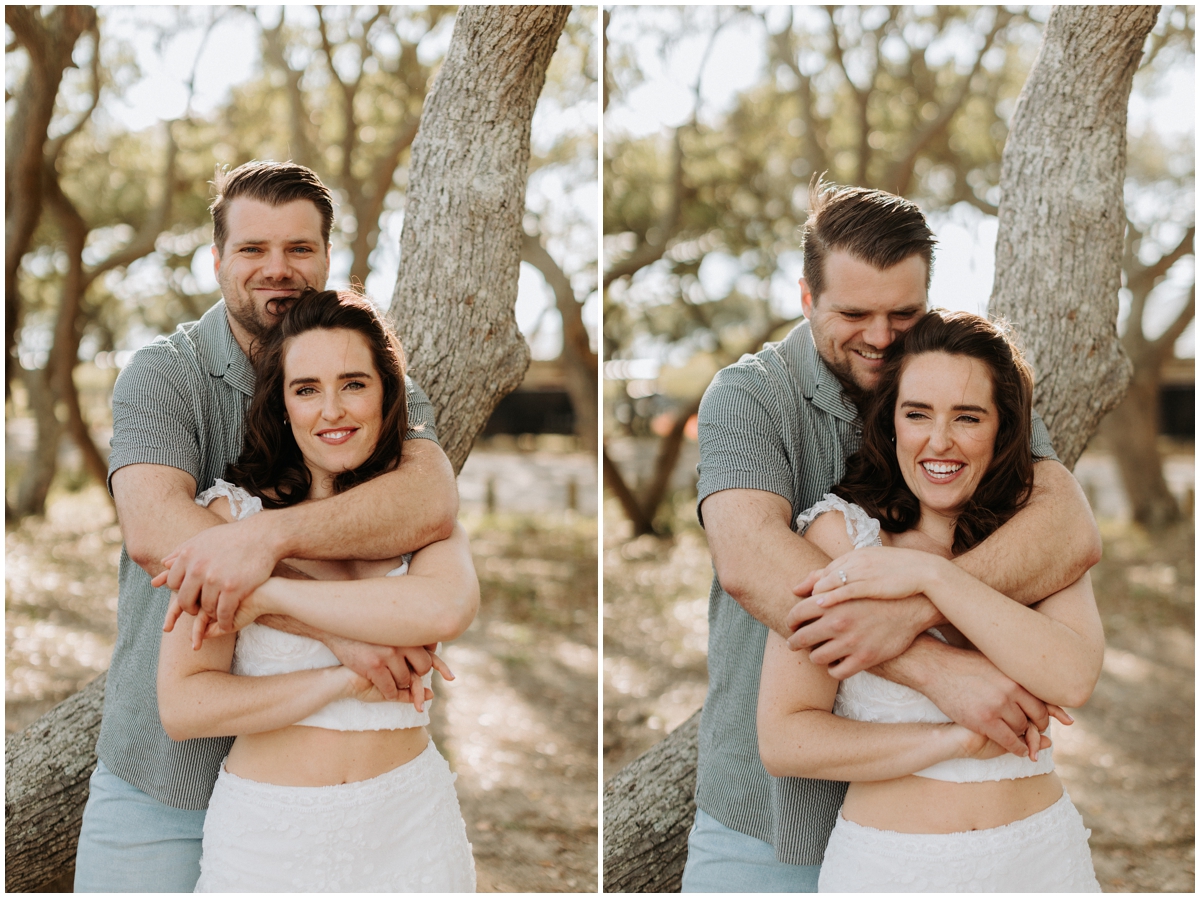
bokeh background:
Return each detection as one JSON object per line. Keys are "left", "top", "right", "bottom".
{"left": 6, "top": 5, "right": 598, "bottom": 892}
{"left": 602, "top": 6, "right": 1193, "bottom": 892}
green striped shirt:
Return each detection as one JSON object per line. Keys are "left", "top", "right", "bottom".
{"left": 99, "top": 300, "right": 439, "bottom": 810}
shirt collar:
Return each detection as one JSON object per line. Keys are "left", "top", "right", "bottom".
{"left": 196, "top": 300, "right": 256, "bottom": 396}
{"left": 788, "top": 319, "right": 861, "bottom": 425}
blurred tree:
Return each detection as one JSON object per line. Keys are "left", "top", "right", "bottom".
{"left": 603, "top": 6, "right": 1041, "bottom": 533}
{"left": 249, "top": 5, "right": 451, "bottom": 287}
{"left": 5, "top": 7, "right": 97, "bottom": 403}
{"left": 1102, "top": 6, "right": 1194, "bottom": 529}
{"left": 522, "top": 8, "right": 600, "bottom": 450}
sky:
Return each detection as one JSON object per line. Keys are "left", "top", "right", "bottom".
{"left": 604, "top": 5, "right": 1196, "bottom": 360}
{"left": 96, "top": 6, "right": 597, "bottom": 361}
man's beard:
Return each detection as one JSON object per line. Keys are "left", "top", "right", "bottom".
{"left": 225, "top": 289, "right": 300, "bottom": 342}
{"left": 825, "top": 354, "right": 874, "bottom": 413}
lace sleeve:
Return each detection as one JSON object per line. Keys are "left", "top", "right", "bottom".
{"left": 195, "top": 479, "right": 263, "bottom": 521}
{"left": 795, "top": 493, "right": 882, "bottom": 550}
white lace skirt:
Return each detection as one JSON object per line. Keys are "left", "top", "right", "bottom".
{"left": 195, "top": 742, "right": 475, "bottom": 893}
{"left": 818, "top": 792, "right": 1100, "bottom": 892}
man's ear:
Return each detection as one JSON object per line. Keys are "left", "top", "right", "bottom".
{"left": 799, "top": 277, "right": 815, "bottom": 319}
{"left": 212, "top": 244, "right": 221, "bottom": 277}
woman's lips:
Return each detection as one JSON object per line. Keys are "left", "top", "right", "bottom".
{"left": 316, "top": 428, "right": 357, "bottom": 444}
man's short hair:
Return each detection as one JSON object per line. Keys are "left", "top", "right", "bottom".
{"left": 801, "top": 175, "right": 937, "bottom": 301}
{"left": 209, "top": 161, "right": 334, "bottom": 256}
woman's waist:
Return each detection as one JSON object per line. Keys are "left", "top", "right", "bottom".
{"left": 841, "top": 772, "right": 1064, "bottom": 834}
{"left": 227, "top": 725, "right": 429, "bottom": 787}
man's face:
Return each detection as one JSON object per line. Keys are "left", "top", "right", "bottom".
{"left": 800, "top": 250, "right": 928, "bottom": 393}
{"left": 212, "top": 197, "right": 330, "bottom": 352}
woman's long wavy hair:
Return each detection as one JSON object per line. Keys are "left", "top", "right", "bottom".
{"left": 832, "top": 310, "right": 1035, "bottom": 555}
{"left": 227, "top": 288, "right": 408, "bottom": 508}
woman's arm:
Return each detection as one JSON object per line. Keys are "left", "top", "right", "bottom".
{"left": 810, "top": 548, "right": 1105, "bottom": 708}
{"left": 156, "top": 610, "right": 381, "bottom": 741}
{"left": 243, "top": 522, "right": 479, "bottom": 647}
{"left": 757, "top": 629, "right": 1001, "bottom": 780}
{"left": 758, "top": 510, "right": 1005, "bottom": 780}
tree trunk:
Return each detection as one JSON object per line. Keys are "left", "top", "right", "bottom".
{"left": 603, "top": 710, "right": 700, "bottom": 892}
{"left": 4, "top": 6, "right": 96, "bottom": 399}
{"left": 1102, "top": 368, "right": 1180, "bottom": 528}
{"left": 989, "top": 5, "right": 1159, "bottom": 469}
{"left": 3, "top": 9, "right": 569, "bottom": 891}
{"left": 14, "top": 365, "right": 63, "bottom": 519}
{"left": 522, "top": 230, "right": 599, "bottom": 451}
{"left": 5, "top": 674, "right": 106, "bottom": 893}
{"left": 390, "top": 5, "right": 570, "bottom": 473}
{"left": 605, "top": 9, "right": 1161, "bottom": 888}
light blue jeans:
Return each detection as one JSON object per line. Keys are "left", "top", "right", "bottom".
{"left": 681, "top": 807, "right": 822, "bottom": 893}
{"left": 74, "top": 760, "right": 207, "bottom": 893}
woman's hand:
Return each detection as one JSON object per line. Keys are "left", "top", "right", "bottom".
{"left": 805, "top": 546, "right": 948, "bottom": 608}
{"left": 339, "top": 666, "right": 435, "bottom": 706}
{"left": 952, "top": 720, "right": 1056, "bottom": 762}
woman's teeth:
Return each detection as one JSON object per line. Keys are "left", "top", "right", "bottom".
{"left": 921, "top": 461, "right": 963, "bottom": 477}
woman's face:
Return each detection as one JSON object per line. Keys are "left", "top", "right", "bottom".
{"left": 282, "top": 327, "right": 383, "bottom": 498}
{"left": 893, "top": 351, "right": 1000, "bottom": 519}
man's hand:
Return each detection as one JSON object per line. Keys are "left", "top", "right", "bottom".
{"left": 786, "top": 593, "right": 935, "bottom": 678}
{"left": 157, "top": 516, "right": 277, "bottom": 631}
{"left": 323, "top": 636, "right": 454, "bottom": 711}
{"left": 917, "top": 646, "right": 1073, "bottom": 757}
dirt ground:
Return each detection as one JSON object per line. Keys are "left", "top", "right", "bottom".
{"left": 5, "top": 484, "right": 598, "bottom": 892}
{"left": 604, "top": 477, "right": 1195, "bottom": 892}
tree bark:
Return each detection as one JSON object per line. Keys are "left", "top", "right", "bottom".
{"left": 5, "top": 674, "right": 106, "bottom": 893}
{"left": 390, "top": 5, "right": 570, "bottom": 473}
{"left": 603, "top": 709, "right": 700, "bottom": 892}
{"left": 4, "top": 9, "right": 570, "bottom": 891}
{"left": 989, "top": 5, "right": 1159, "bottom": 469}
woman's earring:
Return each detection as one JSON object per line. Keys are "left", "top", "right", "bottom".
{"left": 283, "top": 416, "right": 289, "bottom": 425}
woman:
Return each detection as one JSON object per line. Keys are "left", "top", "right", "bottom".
{"left": 757, "top": 310, "right": 1104, "bottom": 892}
{"left": 157, "top": 289, "right": 478, "bottom": 892}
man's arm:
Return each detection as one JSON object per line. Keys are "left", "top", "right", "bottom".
{"left": 702, "top": 488, "right": 829, "bottom": 637}
{"left": 956, "top": 459, "right": 1101, "bottom": 602}
{"left": 161, "top": 438, "right": 458, "bottom": 629}
{"left": 114, "top": 462, "right": 428, "bottom": 700}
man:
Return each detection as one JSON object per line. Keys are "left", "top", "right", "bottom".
{"left": 682, "top": 180, "right": 1102, "bottom": 892}
{"left": 74, "top": 161, "right": 459, "bottom": 892}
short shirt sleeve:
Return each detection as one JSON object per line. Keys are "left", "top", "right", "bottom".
{"left": 403, "top": 376, "right": 440, "bottom": 444}
{"left": 107, "top": 344, "right": 202, "bottom": 495}
{"left": 696, "top": 361, "right": 795, "bottom": 524}
{"left": 1030, "top": 409, "right": 1058, "bottom": 462}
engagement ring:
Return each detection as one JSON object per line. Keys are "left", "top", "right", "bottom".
{"left": 838, "top": 570, "right": 848, "bottom": 586}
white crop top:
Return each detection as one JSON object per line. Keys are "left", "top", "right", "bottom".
{"left": 195, "top": 480, "right": 430, "bottom": 731}
{"left": 796, "top": 494, "right": 1054, "bottom": 783}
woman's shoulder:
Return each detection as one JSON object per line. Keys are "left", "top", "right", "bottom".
{"left": 796, "top": 494, "right": 881, "bottom": 550}
{"left": 195, "top": 479, "right": 264, "bottom": 520}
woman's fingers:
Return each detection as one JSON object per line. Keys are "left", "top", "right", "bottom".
{"left": 1047, "top": 704, "right": 1075, "bottom": 726}
{"left": 410, "top": 677, "right": 425, "bottom": 713}
{"left": 429, "top": 651, "right": 455, "bottom": 681}
{"left": 162, "top": 596, "right": 184, "bottom": 633}
{"left": 191, "top": 611, "right": 210, "bottom": 651}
